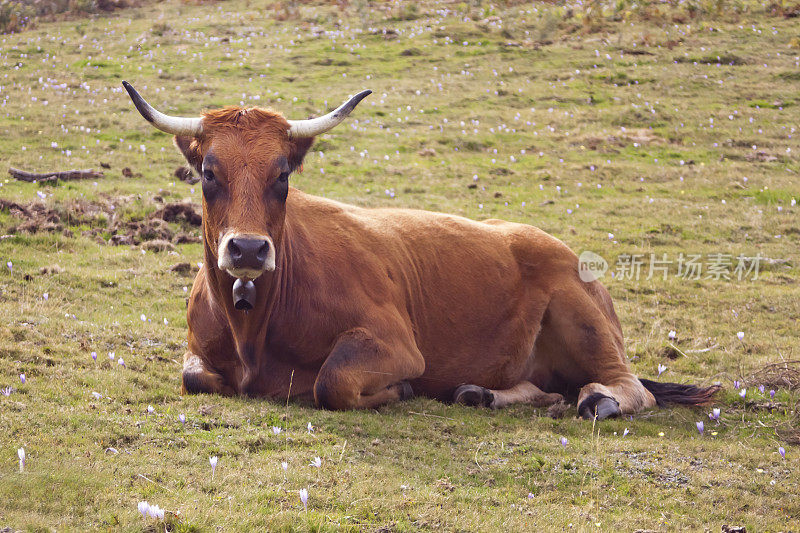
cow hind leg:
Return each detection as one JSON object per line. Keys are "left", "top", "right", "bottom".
{"left": 454, "top": 381, "right": 563, "bottom": 409}
{"left": 577, "top": 374, "right": 656, "bottom": 420}
{"left": 314, "top": 328, "right": 424, "bottom": 410}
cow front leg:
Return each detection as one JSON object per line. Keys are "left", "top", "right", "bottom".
{"left": 181, "top": 351, "right": 235, "bottom": 396}
{"left": 454, "top": 381, "right": 564, "bottom": 409}
{"left": 314, "top": 327, "right": 424, "bottom": 410}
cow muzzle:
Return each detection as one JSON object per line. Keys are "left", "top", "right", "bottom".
{"left": 217, "top": 232, "right": 276, "bottom": 281}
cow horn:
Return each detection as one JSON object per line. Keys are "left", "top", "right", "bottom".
{"left": 287, "top": 90, "right": 371, "bottom": 139}
{"left": 122, "top": 81, "right": 203, "bottom": 137}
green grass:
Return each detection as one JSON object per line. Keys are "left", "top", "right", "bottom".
{"left": 0, "top": 0, "right": 799, "bottom": 530}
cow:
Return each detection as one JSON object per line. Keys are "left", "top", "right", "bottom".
{"left": 123, "top": 81, "right": 719, "bottom": 419}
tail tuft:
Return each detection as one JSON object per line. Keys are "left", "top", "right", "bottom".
{"left": 639, "top": 378, "right": 720, "bottom": 407}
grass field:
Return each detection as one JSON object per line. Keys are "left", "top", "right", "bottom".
{"left": 0, "top": 0, "right": 798, "bottom": 530}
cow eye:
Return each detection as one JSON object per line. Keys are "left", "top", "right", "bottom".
{"left": 203, "top": 168, "right": 215, "bottom": 182}
{"left": 277, "top": 171, "right": 289, "bottom": 183}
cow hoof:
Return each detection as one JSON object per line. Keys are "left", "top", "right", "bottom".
{"left": 578, "top": 393, "right": 621, "bottom": 420}
{"left": 398, "top": 381, "right": 414, "bottom": 401}
{"left": 453, "top": 384, "right": 494, "bottom": 407}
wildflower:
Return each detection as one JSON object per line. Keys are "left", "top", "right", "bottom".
{"left": 138, "top": 501, "right": 149, "bottom": 518}
{"left": 210, "top": 456, "right": 218, "bottom": 479}
{"left": 736, "top": 331, "right": 744, "bottom": 341}
{"left": 668, "top": 330, "right": 677, "bottom": 340}
{"left": 6, "top": 261, "right": 11, "bottom": 274}
{"left": 779, "top": 447, "right": 786, "bottom": 459}
{"left": 91, "top": 391, "right": 101, "bottom": 399}
{"left": 709, "top": 408, "right": 720, "bottom": 421}
{"left": 91, "top": 351, "right": 97, "bottom": 361}
{"left": 307, "top": 422, "right": 314, "bottom": 433}
{"left": 739, "top": 389, "right": 747, "bottom": 399}
{"left": 147, "top": 504, "right": 165, "bottom": 519}
{"left": 560, "top": 437, "right": 568, "bottom": 448}
{"left": 281, "top": 461, "right": 288, "bottom": 472}
{"left": 19, "top": 374, "right": 25, "bottom": 384}
{"left": 108, "top": 352, "right": 115, "bottom": 360}
{"left": 1, "top": 386, "right": 12, "bottom": 396}
{"left": 527, "top": 492, "right": 535, "bottom": 499}
{"left": 299, "top": 488, "right": 308, "bottom": 511}
{"left": 310, "top": 456, "right": 322, "bottom": 468}
{"left": 272, "top": 426, "right": 282, "bottom": 435}
{"left": 758, "top": 385, "right": 765, "bottom": 394}
{"left": 770, "top": 389, "right": 776, "bottom": 399}
{"left": 147, "top": 405, "right": 154, "bottom": 414}
{"left": 733, "top": 380, "right": 740, "bottom": 389}
{"left": 657, "top": 364, "right": 667, "bottom": 376}
{"left": 118, "top": 358, "right": 125, "bottom": 367}
{"left": 178, "top": 414, "right": 186, "bottom": 424}
{"left": 696, "top": 421, "right": 704, "bottom": 435}
{"left": 622, "top": 428, "right": 629, "bottom": 437}
{"left": 18, "top": 448, "right": 25, "bottom": 472}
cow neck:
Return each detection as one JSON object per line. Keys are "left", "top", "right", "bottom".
{"left": 202, "top": 239, "right": 285, "bottom": 367}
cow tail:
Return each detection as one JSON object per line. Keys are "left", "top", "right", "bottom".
{"left": 639, "top": 378, "right": 721, "bottom": 407}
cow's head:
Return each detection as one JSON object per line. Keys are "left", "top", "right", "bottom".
{"left": 122, "top": 82, "right": 369, "bottom": 287}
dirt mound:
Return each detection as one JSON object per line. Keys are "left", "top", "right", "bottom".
{"left": 175, "top": 166, "right": 199, "bottom": 184}
{"left": 0, "top": 198, "right": 202, "bottom": 248}
{"left": 0, "top": 199, "right": 63, "bottom": 233}
{"left": 154, "top": 202, "right": 202, "bottom": 226}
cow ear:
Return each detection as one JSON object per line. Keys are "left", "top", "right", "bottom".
{"left": 174, "top": 136, "right": 203, "bottom": 174}
{"left": 288, "top": 137, "right": 314, "bottom": 173}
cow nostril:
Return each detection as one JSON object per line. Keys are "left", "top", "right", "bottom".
{"left": 256, "top": 241, "right": 269, "bottom": 262}
{"left": 228, "top": 240, "right": 242, "bottom": 260}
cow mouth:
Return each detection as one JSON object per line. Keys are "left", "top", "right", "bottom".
{"left": 232, "top": 278, "right": 257, "bottom": 311}
{"left": 225, "top": 267, "right": 267, "bottom": 280}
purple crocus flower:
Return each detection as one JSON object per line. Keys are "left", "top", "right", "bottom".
{"left": 770, "top": 389, "right": 776, "bottom": 399}
{"left": 733, "top": 380, "right": 740, "bottom": 389}
{"left": 779, "top": 447, "right": 786, "bottom": 459}
{"left": 739, "top": 389, "right": 747, "bottom": 399}
{"left": 210, "top": 456, "right": 218, "bottom": 480}
{"left": 19, "top": 374, "right": 25, "bottom": 384}
{"left": 91, "top": 351, "right": 97, "bottom": 361}
{"left": 1, "top": 386, "right": 12, "bottom": 396}
{"left": 709, "top": 408, "right": 720, "bottom": 421}
{"left": 299, "top": 488, "right": 308, "bottom": 511}
{"left": 147, "top": 504, "right": 164, "bottom": 519}
{"left": 178, "top": 414, "right": 186, "bottom": 425}
{"left": 758, "top": 385, "right": 765, "bottom": 394}
{"left": 560, "top": 437, "right": 568, "bottom": 447}
{"left": 696, "top": 421, "right": 704, "bottom": 435}
{"left": 18, "top": 448, "right": 25, "bottom": 472}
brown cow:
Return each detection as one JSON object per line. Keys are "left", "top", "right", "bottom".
{"left": 123, "top": 81, "right": 718, "bottom": 419}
